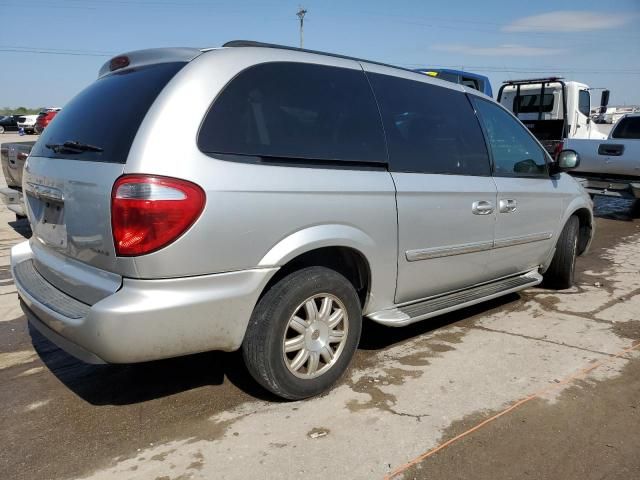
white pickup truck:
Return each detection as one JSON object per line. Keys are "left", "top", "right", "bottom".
{"left": 565, "top": 113, "right": 640, "bottom": 202}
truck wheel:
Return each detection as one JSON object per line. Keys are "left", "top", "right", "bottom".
{"left": 242, "top": 266, "right": 362, "bottom": 400}
{"left": 543, "top": 216, "right": 579, "bottom": 290}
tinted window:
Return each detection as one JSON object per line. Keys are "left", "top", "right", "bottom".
{"left": 368, "top": 73, "right": 490, "bottom": 176}
{"left": 473, "top": 98, "right": 548, "bottom": 177}
{"left": 578, "top": 90, "right": 590, "bottom": 117}
{"left": 611, "top": 116, "right": 640, "bottom": 139}
{"left": 461, "top": 77, "right": 480, "bottom": 91}
{"left": 436, "top": 71, "right": 459, "bottom": 83}
{"left": 514, "top": 94, "right": 554, "bottom": 113}
{"left": 198, "top": 62, "right": 386, "bottom": 164}
{"left": 31, "top": 62, "right": 185, "bottom": 163}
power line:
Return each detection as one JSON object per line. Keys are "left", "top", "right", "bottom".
{"left": 0, "top": 45, "right": 116, "bottom": 54}
{"left": 0, "top": 48, "right": 111, "bottom": 57}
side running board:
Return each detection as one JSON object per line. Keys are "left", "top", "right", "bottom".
{"left": 368, "top": 270, "right": 542, "bottom": 327}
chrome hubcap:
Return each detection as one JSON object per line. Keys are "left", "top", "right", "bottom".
{"left": 282, "top": 293, "right": 349, "bottom": 379}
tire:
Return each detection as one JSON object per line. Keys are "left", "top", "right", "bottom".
{"left": 0, "top": 126, "right": 5, "bottom": 134}
{"left": 242, "top": 266, "right": 362, "bottom": 400}
{"left": 543, "top": 216, "right": 579, "bottom": 290}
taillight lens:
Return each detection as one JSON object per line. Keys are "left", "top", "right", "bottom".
{"left": 553, "top": 141, "right": 564, "bottom": 160}
{"left": 111, "top": 175, "right": 205, "bottom": 256}
{"left": 17, "top": 152, "right": 28, "bottom": 161}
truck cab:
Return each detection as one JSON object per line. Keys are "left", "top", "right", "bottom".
{"left": 414, "top": 68, "right": 493, "bottom": 97}
{"left": 498, "top": 77, "right": 610, "bottom": 156}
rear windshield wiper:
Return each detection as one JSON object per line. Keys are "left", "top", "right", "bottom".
{"left": 45, "top": 141, "right": 104, "bottom": 154}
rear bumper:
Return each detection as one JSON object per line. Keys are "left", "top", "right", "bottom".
{"left": 11, "top": 240, "right": 277, "bottom": 364}
{"left": 0, "top": 187, "right": 25, "bottom": 216}
{"left": 573, "top": 176, "right": 640, "bottom": 199}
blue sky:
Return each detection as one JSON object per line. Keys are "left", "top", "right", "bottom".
{"left": 1, "top": 0, "right": 639, "bottom": 108}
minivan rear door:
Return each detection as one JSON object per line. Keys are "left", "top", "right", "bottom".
{"left": 24, "top": 60, "right": 190, "bottom": 296}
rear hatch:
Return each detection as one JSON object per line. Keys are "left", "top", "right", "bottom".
{"left": 23, "top": 56, "right": 194, "bottom": 300}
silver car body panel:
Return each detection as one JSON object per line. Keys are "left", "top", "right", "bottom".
{"left": 12, "top": 240, "right": 276, "bottom": 362}
{"left": 11, "top": 45, "right": 594, "bottom": 365}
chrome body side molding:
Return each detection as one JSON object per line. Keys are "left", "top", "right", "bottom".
{"left": 406, "top": 232, "right": 553, "bottom": 262}
{"left": 406, "top": 240, "right": 493, "bottom": 261}
{"left": 494, "top": 231, "right": 553, "bottom": 249}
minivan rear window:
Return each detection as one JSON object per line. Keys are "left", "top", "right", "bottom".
{"left": 197, "top": 62, "right": 387, "bottom": 165}
{"left": 31, "top": 62, "right": 185, "bottom": 163}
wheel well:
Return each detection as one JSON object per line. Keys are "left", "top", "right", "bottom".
{"left": 572, "top": 208, "right": 592, "bottom": 255}
{"left": 260, "top": 247, "right": 371, "bottom": 307}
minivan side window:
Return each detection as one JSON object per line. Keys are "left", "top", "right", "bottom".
{"left": 198, "top": 62, "right": 386, "bottom": 164}
{"left": 368, "top": 73, "right": 490, "bottom": 176}
{"left": 472, "top": 97, "right": 548, "bottom": 177}
{"left": 578, "top": 90, "right": 591, "bottom": 117}
{"left": 611, "top": 116, "right": 640, "bottom": 139}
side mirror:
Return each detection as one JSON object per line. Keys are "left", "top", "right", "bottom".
{"left": 551, "top": 149, "right": 580, "bottom": 174}
{"left": 600, "top": 90, "right": 610, "bottom": 108}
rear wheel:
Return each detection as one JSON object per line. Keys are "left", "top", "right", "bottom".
{"left": 242, "top": 266, "right": 362, "bottom": 400}
{"left": 543, "top": 216, "right": 579, "bottom": 289}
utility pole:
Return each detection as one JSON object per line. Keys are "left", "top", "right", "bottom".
{"left": 297, "top": 7, "right": 307, "bottom": 48}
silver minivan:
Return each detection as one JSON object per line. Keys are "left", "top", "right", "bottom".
{"left": 11, "top": 41, "right": 593, "bottom": 399}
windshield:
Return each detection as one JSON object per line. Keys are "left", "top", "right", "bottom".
{"left": 31, "top": 62, "right": 186, "bottom": 163}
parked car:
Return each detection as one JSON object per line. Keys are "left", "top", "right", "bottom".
{"left": 0, "top": 115, "right": 19, "bottom": 133}
{"left": 34, "top": 108, "right": 61, "bottom": 134}
{"left": 0, "top": 141, "right": 35, "bottom": 218}
{"left": 11, "top": 42, "right": 593, "bottom": 400}
{"left": 17, "top": 115, "right": 39, "bottom": 134}
{"left": 565, "top": 113, "right": 640, "bottom": 205}
{"left": 414, "top": 68, "right": 493, "bottom": 97}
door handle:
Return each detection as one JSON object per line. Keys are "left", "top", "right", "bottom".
{"left": 472, "top": 200, "right": 494, "bottom": 215}
{"left": 499, "top": 199, "right": 517, "bottom": 213}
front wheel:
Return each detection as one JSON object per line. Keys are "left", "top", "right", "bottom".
{"left": 543, "top": 216, "right": 579, "bottom": 289}
{"left": 242, "top": 266, "right": 362, "bottom": 400}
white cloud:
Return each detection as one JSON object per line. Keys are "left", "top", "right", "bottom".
{"left": 503, "top": 11, "right": 632, "bottom": 32}
{"left": 431, "top": 44, "right": 567, "bottom": 57}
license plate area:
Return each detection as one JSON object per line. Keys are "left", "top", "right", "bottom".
{"left": 33, "top": 199, "right": 68, "bottom": 248}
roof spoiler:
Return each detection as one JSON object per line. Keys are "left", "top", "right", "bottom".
{"left": 98, "top": 47, "right": 203, "bottom": 78}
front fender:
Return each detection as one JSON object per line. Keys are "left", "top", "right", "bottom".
{"left": 562, "top": 195, "right": 594, "bottom": 254}
{"left": 542, "top": 193, "right": 594, "bottom": 272}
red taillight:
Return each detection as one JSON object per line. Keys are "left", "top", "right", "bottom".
{"left": 111, "top": 175, "right": 205, "bottom": 256}
{"left": 553, "top": 141, "right": 564, "bottom": 160}
{"left": 17, "top": 152, "right": 28, "bottom": 161}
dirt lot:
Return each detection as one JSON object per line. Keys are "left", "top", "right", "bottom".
{"left": 0, "top": 182, "right": 639, "bottom": 479}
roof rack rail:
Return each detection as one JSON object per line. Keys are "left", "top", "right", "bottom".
{"left": 502, "top": 77, "right": 564, "bottom": 85}
{"left": 221, "top": 39, "right": 420, "bottom": 76}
